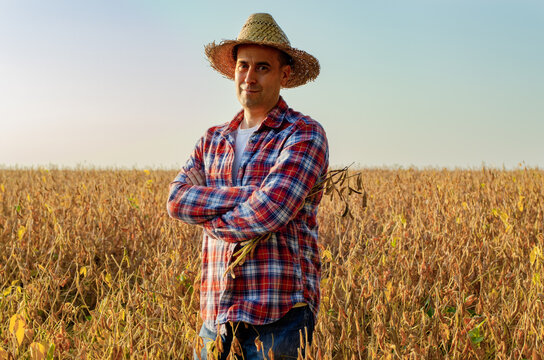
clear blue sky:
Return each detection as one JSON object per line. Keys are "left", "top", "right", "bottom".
{"left": 1, "top": 0, "right": 542, "bottom": 169}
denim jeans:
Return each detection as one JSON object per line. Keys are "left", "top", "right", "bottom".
{"left": 195, "top": 306, "right": 315, "bottom": 360}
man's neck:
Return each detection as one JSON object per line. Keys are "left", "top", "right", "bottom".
{"left": 240, "top": 97, "right": 281, "bottom": 129}
{"left": 241, "top": 110, "right": 266, "bottom": 129}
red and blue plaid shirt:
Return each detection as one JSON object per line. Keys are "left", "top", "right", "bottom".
{"left": 167, "top": 97, "right": 329, "bottom": 330}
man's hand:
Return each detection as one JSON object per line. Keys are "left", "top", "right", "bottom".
{"left": 186, "top": 167, "right": 206, "bottom": 186}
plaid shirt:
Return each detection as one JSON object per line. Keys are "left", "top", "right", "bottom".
{"left": 167, "top": 97, "right": 329, "bottom": 330}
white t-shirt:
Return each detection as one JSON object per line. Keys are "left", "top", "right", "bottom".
{"left": 232, "top": 123, "right": 260, "bottom": 182}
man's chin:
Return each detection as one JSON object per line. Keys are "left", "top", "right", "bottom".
{"left": 239, "top": 97, "right": 261, "bottom": 109}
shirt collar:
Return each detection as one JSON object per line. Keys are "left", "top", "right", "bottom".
{"left": 222, "top": 96, "right": 288, "bottom": 137}
{"left": 262, "top": 96, "right": 288, "bottom": 129}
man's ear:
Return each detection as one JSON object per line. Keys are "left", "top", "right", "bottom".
{"left": 280, "top": 65, "right": 291, "bottom": 87}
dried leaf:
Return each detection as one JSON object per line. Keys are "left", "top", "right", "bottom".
{"left": 231, "top": 336, "right": 242, "bottom": 355}
{"left": 79, "top": 266, "right": 87, "bottom": 278}
{"left": 206, "top": 341, "right": 219, "bottom": 360}
{"left": 0, "top": 347, "right": 10, "bottom": 360}
{"left": 385, "top": 281, "right": 393, "bottom": 301}
{"left": 9, "top": 314, "right": 26, "bottom": 347}
{"left": 530, "top": 246, "right": 541, "bottom": 266}
{"left": 322, "top": 249, "right": 333, "bottom": 262}
{"left": 17, "top": 226, "right": 26, "bottom": 241}
{"left": 30, "top": 342, "right": 47, "bottom": 360}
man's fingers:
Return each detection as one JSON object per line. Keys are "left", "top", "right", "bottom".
{"left": 187, "top": 169, "right": 201, "bottom": 185}
{"left": 186, "top": 168, "right": 205, "bottom": 186}
{"left": 186, "top": 170, "right": 198, "bottom": 185}
{"left": 194, "top": 170, "right": 205, "bottom": 185}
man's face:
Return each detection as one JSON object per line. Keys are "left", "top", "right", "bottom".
{"left": 235, "top": 45, "right": 291, "bottom": 114}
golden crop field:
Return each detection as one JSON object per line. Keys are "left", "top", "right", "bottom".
{"left": 1, "top": 167, "right": 543, "bottom": 359}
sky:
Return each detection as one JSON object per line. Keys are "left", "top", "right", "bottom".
{"left": 0, "top": 0, "right": 543, "bottom": 169}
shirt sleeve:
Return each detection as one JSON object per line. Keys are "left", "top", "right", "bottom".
{"left": 202, "top": 122, "right": 329, "bottom": 242}
{"left": 166, "top": 134, "right": 257, "bottom": 225}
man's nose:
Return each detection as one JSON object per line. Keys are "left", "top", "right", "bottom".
{"left": 244, "top": 67, "right": 257, "bottom": 84}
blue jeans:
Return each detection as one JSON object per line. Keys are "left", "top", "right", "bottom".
{"left": 195, "top": 306, "right": 315, "bottom": 359}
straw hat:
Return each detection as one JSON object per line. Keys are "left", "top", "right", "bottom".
{"left": 205, "top": 13, "right": 320, "bottom": 88}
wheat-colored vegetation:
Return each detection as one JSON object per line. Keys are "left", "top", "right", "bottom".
{"left": 1, "top": 167, "right": 543, "bottom": 359}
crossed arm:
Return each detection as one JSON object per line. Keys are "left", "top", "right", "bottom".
{"left": 167, "top": 123, "right": 328, "bottom": 243}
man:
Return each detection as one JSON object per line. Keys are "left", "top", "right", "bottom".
{"left": 167, "top": 13, "right": 328, "bottom": 359}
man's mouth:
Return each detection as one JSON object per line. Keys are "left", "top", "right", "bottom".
{"left": 242, "top": 88, "right": 260, "bottom": 93}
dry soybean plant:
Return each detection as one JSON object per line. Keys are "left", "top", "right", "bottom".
{"left": 0, "top": 167, "right": 543, "bottom": 359}
{"left": 223, "top": 165, "right": 364, "bottom": 279}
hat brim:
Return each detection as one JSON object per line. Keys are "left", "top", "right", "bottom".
{"left": 205, "top": 40, "right": 320, "bottom": 88}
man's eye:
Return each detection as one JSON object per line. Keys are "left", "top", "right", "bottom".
{"left": 258, "top": 66, "right": 269, "bottom": 71}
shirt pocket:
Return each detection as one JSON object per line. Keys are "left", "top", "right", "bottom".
{"left": 205, "top": 151, "right": 233, "bottom": 187}
{"left": 241, "top": 148, "right": 279, "bottom": 186}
